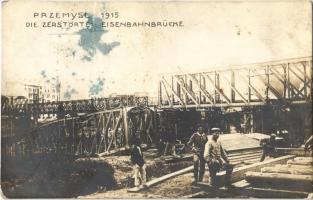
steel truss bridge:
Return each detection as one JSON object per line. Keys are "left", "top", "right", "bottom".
{"left": 158, "top": 57, "right": 312, "bottom": 108}
{"left": 1, "top": 95, "right": 149, "bottom": 117}
{"left": 1, "top": 57, "right": 312, "bottom": 157}
{"left": 24, "top": 107, "right": 155, "bottom": 156}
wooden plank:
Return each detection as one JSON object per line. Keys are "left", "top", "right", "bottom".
{"left": 294, "top": 157, "right": 313, "bottom": 162}
{"left": 127, "top": 165, "right": 194, "bottom": 193}
{"left": 245, "top": 171, "right": 313, "bottom": 185}
{"left": 243, "top": 187, "right": 309, "bottom": 198}
{"left": 97, "top": 147, "right": 127, "bottom": 157}
{"left": 229, "top": 152, "right": 262, "bottom": 161}
{"left": 261, "top": 165, "right": 313, "bottom": 175}
{"left": 217, "top": 155, "right": 296, "bottom": 184}
{"left": 182, "top": 191, "right": 207, "bottom": 198}
{"left": 241, "top": 157, "right": 263, "bottom": 165}
{"left": 276, "top": 148, "right": 309, "bottom": 156}
{"left": 287, "top": 159, "right": 313, "bottom": 166}
{"left": 229, "top": 149, "right": 263, "bottom": 156}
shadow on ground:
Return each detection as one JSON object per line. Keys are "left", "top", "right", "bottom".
{"left": 1, "top": 153, "right": 116, "bottom": 198}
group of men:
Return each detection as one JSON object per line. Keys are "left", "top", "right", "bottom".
{"left": 187, "top": 126, "right": 233, "bottom": 187}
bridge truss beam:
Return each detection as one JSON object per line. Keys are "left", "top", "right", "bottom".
{"left": 25, "top": 107, "right": 155, "bottom": 156}
{"left": 158, "top": 57, "right": 312, "bottom": 108}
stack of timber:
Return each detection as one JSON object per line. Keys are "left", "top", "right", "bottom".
{"left": 216, "top": 133, "right": 264, "bottom": 164}
{"left": 227, "top": 147, "right": 263, "bottom": 165}
{"left": 215, "top": 133, "right": 261, "bottom": 150}
{"left": 243, "top": 156, "right": 313, "bottom": 198}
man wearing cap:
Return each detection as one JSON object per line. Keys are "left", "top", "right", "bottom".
{"left": 187, "top": 126, "right": 208, "bottom": 183}
{"left": 204, "top": 128, "right": 233, "bottom": 187}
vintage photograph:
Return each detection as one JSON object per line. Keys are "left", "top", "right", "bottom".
{"left": 1, "top": 0, "right": 312, "bottom": 198}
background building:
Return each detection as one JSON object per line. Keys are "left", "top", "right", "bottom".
{"left": 24, "top": 84, "right": 42, "bottom": 104}
{"left": 42, "top": 85, "right": 58, "bottom": 103}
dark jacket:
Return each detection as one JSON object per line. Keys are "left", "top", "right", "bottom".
{"left": 261, "top": 138, "right": 276, "bottom": 152}
{"left": 130, "top": 145, "right": 145, "bottom": 167}
{"left": 187, "top": 132, "right": 208, "bottom": 155}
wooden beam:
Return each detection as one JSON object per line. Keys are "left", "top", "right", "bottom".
{"left": 217, "top": 155, "right": 296, "bottom": 184}
{"left": 182, "top": 191, "right": 207, "bottom": 198}
{"left": 287, "top": 159, "right": 312, "bottom": 166}
{"left": 261, "top": 165, "right": 313, "bottom": 175}
{"left": 243, "top": 186, "right": 308, "bottom": 198}
{"left": 97, "top": 146, "right": 127, "bottom": 157}
{"left": 276, "top": 148, "right": 309, "bottom": 156}
{"left": 127, "top": 166, "right": 194, "bottom": 192}
{"left": 245, "top": 171, "right": 313, "bottom": 186}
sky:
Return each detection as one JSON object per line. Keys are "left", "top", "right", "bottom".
{"left": 2, "top": 0, "right": 312, "bottom": 100}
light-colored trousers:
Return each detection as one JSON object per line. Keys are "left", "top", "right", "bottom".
{"left": 133, "top": 164, "right": 147, "bottom": 186}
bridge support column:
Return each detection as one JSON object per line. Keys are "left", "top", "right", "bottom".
{"left": 123, "top": 107, "right": 129, "bottom": 147}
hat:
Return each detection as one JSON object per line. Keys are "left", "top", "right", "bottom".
{"left": 211, "top": 127, "right": 221, "bottom": 131}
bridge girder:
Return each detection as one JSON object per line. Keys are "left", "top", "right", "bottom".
{"left": 25, "top": 107, "right": 155, "bottom": 156}
{"left": 158, "top": 57, "right": 312, "bottom": 108}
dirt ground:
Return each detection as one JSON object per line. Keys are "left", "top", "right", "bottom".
{"left": 79, "top": 173, "right": 198, "bottom": 198}
{"left": 1, "top": 151, "right": 193, "bottom": 198}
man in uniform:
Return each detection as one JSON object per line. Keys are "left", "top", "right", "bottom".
{"left": 204, "top": 128, "right": 233, "bottom": 187}
{"left": 187, "top": 126, "right": 208, "bottom": 183}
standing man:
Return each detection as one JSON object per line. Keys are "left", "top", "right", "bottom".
{"left": 187, "top": 126, "right": 208, "bottom": 184}
{"left": 130, "top": 137, "right": 147, "bottom": 188}
{"left": 204, "top": 128, "right": 233, "bottom": 187}
{"left": 260, "top": 134, "right": 277, "bottom": 162}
